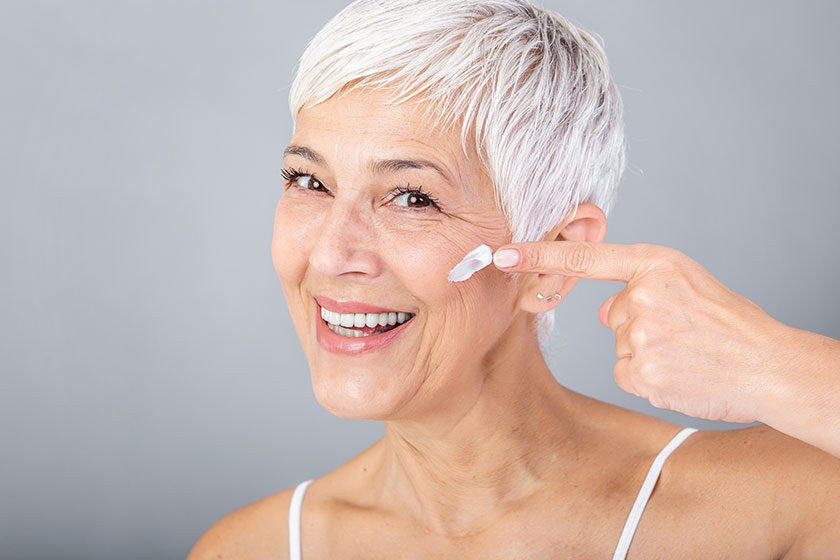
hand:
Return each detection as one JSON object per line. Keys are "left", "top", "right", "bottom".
{"left": 493, "top": 241, "right": 798, "bottom": 423}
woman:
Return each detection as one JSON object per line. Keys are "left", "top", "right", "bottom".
{"left": 190, "top": 1, "right": 840, "bottom": 557}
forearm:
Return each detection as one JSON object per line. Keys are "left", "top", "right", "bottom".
{"left": 757, "top": 326, "right": 840, "bottom": 459}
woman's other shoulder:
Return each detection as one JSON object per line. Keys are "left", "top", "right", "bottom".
{"left": 672, "top": 424, "right": 840, "bottom": 559}
{"left": 186, "top": 486, "right": 297, "bottom": 560}
{"left": 677, "top": 423, "right": 839, "bottom": 491}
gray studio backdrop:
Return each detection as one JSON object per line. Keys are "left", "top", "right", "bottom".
{"left": 2, "top": 1, "right": 838, "bottom": 558}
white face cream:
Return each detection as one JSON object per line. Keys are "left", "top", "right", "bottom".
{"left": 447, "top": 243, "right": 493, "bottom": 282}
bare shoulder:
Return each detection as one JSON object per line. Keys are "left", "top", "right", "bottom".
{"left": 678, "top": 423, "right": 840, "bottom": 498}
{"left": 669, "top": 424, "right": 840, "bottom": 559}
{"left": 186, "top": 487, "right": 296, "bottom": 560}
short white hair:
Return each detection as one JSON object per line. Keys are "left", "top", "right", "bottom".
{"left": 289, "top": 0, "right": 626, "bottom": 354}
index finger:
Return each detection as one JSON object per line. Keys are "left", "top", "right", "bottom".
{"left": 492, "top": 241, "right": 661, "bottom": 282}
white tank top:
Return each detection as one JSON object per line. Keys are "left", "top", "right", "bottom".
{"left": 288, "top": 426, "right": 699, "bottom": 560}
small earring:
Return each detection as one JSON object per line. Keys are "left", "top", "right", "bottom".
{"left": 536, "top": 292, "right": 563, "bottom": 302}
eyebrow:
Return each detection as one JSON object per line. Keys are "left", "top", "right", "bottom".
{"left": 283, "top": 144, "right": 454, "bottom": 184}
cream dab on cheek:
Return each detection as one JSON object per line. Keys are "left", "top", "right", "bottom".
{"left": 447, "top": 243, "right": 493, "bottom": 282}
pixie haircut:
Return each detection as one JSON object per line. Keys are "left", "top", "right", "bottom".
{"left": 289, "top": 0, "right": 626, "bottom": 353}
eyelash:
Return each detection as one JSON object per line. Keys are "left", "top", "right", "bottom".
{"left": 281, "top": 167, "right": 443, "bottom": 211}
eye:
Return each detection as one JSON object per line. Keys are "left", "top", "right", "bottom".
{"left": 281, "top": 167, "right": 329, "bottom": 193}
{"left": 392, "top": 185, "right": 441, "bottom": 210}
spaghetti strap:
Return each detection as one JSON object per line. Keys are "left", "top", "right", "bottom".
{"left": 612, "top": 427, "right": 699, "bottom": 560}
{"left": 288, "top": 479, "right": 314, "bottom": 560}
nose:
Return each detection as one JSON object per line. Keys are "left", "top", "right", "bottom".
{"left": 308, "top": 200, "right": 383, "bottom": 280}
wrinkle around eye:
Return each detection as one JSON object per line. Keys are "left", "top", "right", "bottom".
{"left": 282, "top": 175, "right": 463, "bottom": 223}
{"left": 292, "top": 182, "right": 449, "bottom": 218}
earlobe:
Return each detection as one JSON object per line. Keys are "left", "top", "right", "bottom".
{"left": 518, "top": 282, "right": 566, "bottom": 314}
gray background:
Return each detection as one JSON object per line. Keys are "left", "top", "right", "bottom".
{"left": 2, "top": 1, "right": 838, "bottom": 558}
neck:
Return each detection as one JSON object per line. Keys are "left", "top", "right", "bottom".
{"left": 374, "top": 313, "right": 581, "bottom": 537}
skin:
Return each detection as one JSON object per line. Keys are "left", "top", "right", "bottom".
{"left": 187, "top": 88, "right": 840, "bottom": 559}
{"left": 494, "top": 240, "right": 840, "bottom": 459}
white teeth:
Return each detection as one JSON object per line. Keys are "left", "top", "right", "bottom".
{"left": 328, "top": 323, "right": 369, "bottom": 337}
{"left": 320, "top": 304, "right": 414, "bottom": 333}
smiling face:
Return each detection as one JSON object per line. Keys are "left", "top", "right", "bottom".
{"left": 272, "top": 87, "right": 523, "bottom": 421}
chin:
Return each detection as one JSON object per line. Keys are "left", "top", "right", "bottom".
{"left": 310, "top": 372, "right": 406, "bottom": 421}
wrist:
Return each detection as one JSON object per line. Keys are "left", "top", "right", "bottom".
{"left": 755, "top": 324, "right": 840, "bottom": 433}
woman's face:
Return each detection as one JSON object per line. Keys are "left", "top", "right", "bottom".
{"left": 272, "top": 88, "right": 519, "bottom": 420}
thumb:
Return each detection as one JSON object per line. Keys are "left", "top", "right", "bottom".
{"left": 598, "top": 292, "right": 620, "bottom": 328}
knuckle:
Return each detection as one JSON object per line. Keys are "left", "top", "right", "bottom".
{"left": 606, "top": 304, "right": 622, "bottom": 329}
{"left": 634, "top": 242, "right": 661, "bottom": 261}
{"left": 638, "top": 243, "right": 679, "bottom": 270}
{"left": 564, "top": 243, "right": 595, "bottom": 274}
{"left": 606, "top": 291, "right": 628, "bottom": 326}
{"left": 641, "top": 242, "right": 670, "bottom": 259}
{"left": 627, "top": 286, "right": 651, "bottom": 307}
{"left": 648, "top": 393, "right": 669, "bottom": 410}
{"left": 657, "top": 246, "right": 686, "bottom": 268}
{"left": 614, "top": 335, "right": 631, "bottom": 359}
{"left": 613, "top": 360, "right": 637, "bottom": 395}
{"left": 530, "top": 246, "right": 545, "bottom": 270}
{"left": 628, "top": 322, "right": 648, "bottom": 348}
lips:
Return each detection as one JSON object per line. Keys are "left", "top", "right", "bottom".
{"left": 314, "top": 301, "right": 415, "bottom": 355}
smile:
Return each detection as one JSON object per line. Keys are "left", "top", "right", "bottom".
{"left": 313, "top": 295, "right": 416, "bottom": 355}
{"left": 320, "top": 306, "right": 414, "bottom": 338}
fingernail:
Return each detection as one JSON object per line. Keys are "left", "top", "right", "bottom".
{"left": 493, "top": 248, "right": 520, "bottom": 268}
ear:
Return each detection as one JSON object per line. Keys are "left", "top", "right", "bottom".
{"left": 516, "top": 203, "right": 608, "bottom": 314}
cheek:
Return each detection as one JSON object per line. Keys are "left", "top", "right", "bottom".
{"left": 379, "top": 228, "right": 467, "bottom": 300}
{"left": 272, "top": 193, "right": 511, "bottom": 311}
{"left": 382, "top": 223, "right": 511, "bottom": 321}
{"left": 271, "top": 196, "right": 317, "bottom": 284}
